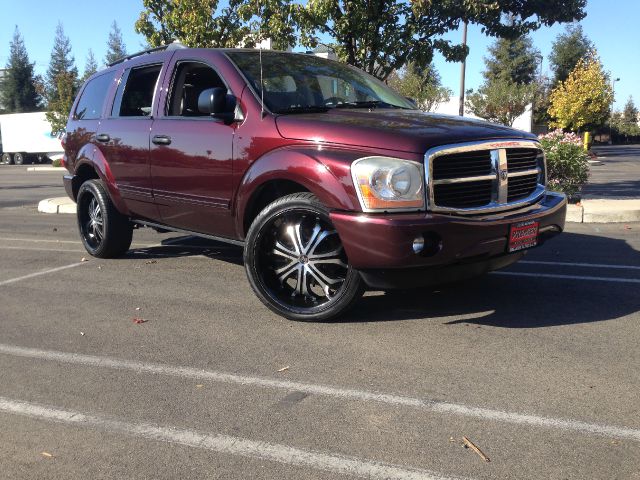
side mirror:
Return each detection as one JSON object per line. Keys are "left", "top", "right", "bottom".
{"left": 198, "top": 87, "right": 237, "bottom": 123}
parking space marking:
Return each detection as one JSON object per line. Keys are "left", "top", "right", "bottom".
{"left": 493, "top": 271, "right": 640, "bottom": 284}
{"left": 520, "top": 260, "right": 640, "bottom": 270}
{"left": 0, "top": 396, "right": 465, "bottom": 480}
{"left": 0, "top": 246, "right": 85, "bottom": 253}
{"left": 0, "top": 262, "right": 85, "bottom": 286}
{"left": 1, "top": 343, "right": 639, "bottom": 442}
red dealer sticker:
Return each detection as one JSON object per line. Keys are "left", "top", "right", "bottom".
{"left": 508, "top": 220, "right": 539, "bottom": 252}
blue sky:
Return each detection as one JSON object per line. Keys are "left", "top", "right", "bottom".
{"left": 0, "top": 0, "right": 636, "bottom": 110}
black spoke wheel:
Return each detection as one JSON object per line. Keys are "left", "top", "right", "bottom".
{"left": 244, "top": 193, "right": 364, "bottom": 321}
{"left": 76, "top": 179, "right": 133, "bottom": 258}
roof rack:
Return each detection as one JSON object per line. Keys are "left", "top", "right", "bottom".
{"left": 107, "top": 42, "right": 186, "bottom": 67}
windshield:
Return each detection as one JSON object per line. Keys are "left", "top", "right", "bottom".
{"left": 226, "top": 51, "right": 416, "bottom": 114}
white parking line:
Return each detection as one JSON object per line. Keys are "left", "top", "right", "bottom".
{"left": 0, "top": 262, "right": 85, "bottom": 286}
{"left": 0, "top": 246, "right": 85, "bottom": 253}
{"left": 492, "top": 271, "right": 640, "bottom": 284}
{"left": 0, "top": 396, "right": 464, "bottom": 480}
{"left": 520, "top": 260, "right": 640, "bottom": 271}
{"left": 1, "top": 343, "right": 639, "bottom": 442}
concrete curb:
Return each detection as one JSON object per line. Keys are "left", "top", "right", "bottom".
{"left": 27, "top": 166, "right": 66, "bottom": 172}
{"left": 38, "top": 197, "right": 76, "bottom": 214}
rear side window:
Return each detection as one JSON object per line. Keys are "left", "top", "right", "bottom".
{"left": 74, "top": 71, "right": 115, "bottom": 120}
{"left": 112, "top": 64, "right": 162, "bottom": 117}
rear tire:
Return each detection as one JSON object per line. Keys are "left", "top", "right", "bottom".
{"left": 13, "top": 153, "right": 24, "bottom": 165}
{"left": 76, "top": 179, "right": 133, "bottom": 258}
{"left": 2, "top": 153, "right": 13, "bottom": 165}
{"left": 244, "top": 192, "right": 364, "bottom": 321}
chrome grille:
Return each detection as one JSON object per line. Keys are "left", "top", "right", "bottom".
{"left": 426, "top": 140, "right": 546, "bottom": 214}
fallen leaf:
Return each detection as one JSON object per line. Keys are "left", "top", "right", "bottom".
{"left": 52, "top": 228, "right": 57, "bottom": 232}
{"left": 80, "top": 332, "right": 85, "bottom": 336}
{"left": 196, "top": 384, "right": 204, "bottom": 388}
{"left": 135, "top": 307, "right": 141, "bottom": 311}
{"left": 277, "top": 366, "right": 290, "bottom": 372}
{"left": 145, "top": 260, "right": 157, "bottom": 264}
{"left": 81, "top": 257, "right": 88, "bottom": 262}
{"left": 40, "top": 452, "right": 54, "bottom": 458}
{"left": 132, "top": 318, "right": 147, "bottom": 324}
{"left": 624, "top": 225, "right": 632, "bottom": 230}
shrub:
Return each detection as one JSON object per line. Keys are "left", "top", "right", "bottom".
{"left": 51, "top": 158, "right": 62, "bottom": 168}
{"left": 538, "top": 129, "right": 590, "bottom": 198}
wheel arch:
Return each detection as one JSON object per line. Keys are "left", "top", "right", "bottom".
{"left": 235, "top": 147, "right": 360, "bottom": 239}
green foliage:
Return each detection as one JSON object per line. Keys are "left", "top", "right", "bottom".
{"left": 538, "top": 130, "right": 589, "bottom": 197}
{"left": 83, "top": 49, "right": 98, "bottom": 80}
{"left": 134, "top": 0, "right": 296, "bottom": 50}
{"left": 548, "top": 53, "right": 612, "bottom": 131}
{"left": 51, "top": 158, "right": 62, "bottom": 167}
{"left": 0, "top": 27, "right": 41, "bottom": 113}
{"left": 549, "top": 23, "right": 592, "bottom": 84}
{"left": 299, "top": 0, "right": 586, "bottom": 80}
{"left": 105, "top": 21, "right": 127, "bottom": 64}
{"left": 45, "top": 71, "right": 76, "bottom": 134}
{"left": 466, "top": 80, "right": 536, "bottom": 126}
{"left": 613, "top": 97, "right": 640, "bottom": 139}
{"left": 46, "top": 22, "right": 78, "bottom": 103}
{"left": 387, "top": 62, "right": 451, "bottom": 111}
{"left": 484, "top": 35, "right": 539, "bottom": 84}
{"left": 465, "top": 33, "right": 538, "bottom": 126}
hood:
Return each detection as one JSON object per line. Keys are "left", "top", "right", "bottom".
{"left": 275, "top": 109, "right": 537, "bottom": 154}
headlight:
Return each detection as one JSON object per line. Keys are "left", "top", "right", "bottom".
{"left": 351, "top": 156, "right": 424, "bottom": 211}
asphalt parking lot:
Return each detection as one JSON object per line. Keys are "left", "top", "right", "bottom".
{"left": 1, "top": 166, "right": 639, "bottom": 479}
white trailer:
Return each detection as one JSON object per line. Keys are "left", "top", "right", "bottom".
{"left": 0, "top": 112, "right": 64, "bottom": 165}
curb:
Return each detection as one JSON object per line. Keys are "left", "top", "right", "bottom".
{"left": 38, "top": 197, "right": 76, "bottom": 214}
{"left": 27, "top": 166, "right": 66, "bottom": 172}
{"left": 566, "top": 199, "right": 640, "bottom": 223}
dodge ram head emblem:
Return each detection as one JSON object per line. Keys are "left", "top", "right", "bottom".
{"left": 500, "top": 169, "right": 508, "bottom": 181}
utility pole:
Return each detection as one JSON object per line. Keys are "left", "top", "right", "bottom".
{"left": 609, "top": 76, "right": 620, "bottom": 145}
{"left": 458, "top": 22, "right": 468, "bottom": 117}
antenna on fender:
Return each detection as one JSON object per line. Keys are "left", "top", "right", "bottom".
{"left": 258, "top": 0, "right": 266, "bottom": 119}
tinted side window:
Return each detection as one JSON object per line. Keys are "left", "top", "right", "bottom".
{"left": 75, "top": 71, "right": 115, "bottom": 120}
{"left": 167, "top": 62, "right": 226, "bottom": 117}
{"left": 113, "top": 64, "right": 162, "bottom": 117}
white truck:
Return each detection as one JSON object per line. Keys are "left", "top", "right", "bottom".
{"left": 0, "top": 112, "right": 64, "bottom": 165}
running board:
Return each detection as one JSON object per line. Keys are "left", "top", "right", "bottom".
{"left": 133, "top": 220, "right": 245, "bottom": 247}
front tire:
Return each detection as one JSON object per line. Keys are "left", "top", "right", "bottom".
{"left": 13, "top": 153, "right": 24, "bottom": 165}
{"left": 76, "top": 179, "right": 133, "bottom": 258}
{"left": 2, "top": 153, "right": 13, "bottom": 165}
{"left": 244, "top": 193, "right": 364, "bottom": 321}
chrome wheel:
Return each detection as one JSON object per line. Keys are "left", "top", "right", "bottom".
{"left": 81, "top": 196, "right": 104, "bottom": 249}
{"left": 258, "top": 210, "right": 349, "bottom": 309}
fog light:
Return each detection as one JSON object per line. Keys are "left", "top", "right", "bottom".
{"left": 412, "top": 235, "right": 425, "bottom": 254}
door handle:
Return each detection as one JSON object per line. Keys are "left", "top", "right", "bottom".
{"left": 96, "top": 133, "right": 110, "bottom": 142}
{"left": 152, "top": 135, "right": 172, "bottom": 146}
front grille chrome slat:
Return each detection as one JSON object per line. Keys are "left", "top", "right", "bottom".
{"left": 425, "top": 140, "right": 546, "bottom": 214}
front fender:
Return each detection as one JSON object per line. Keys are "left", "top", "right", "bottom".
{"left": 76, "top": 145, "right": 130, "bottom": 216}
{"left": 234, "top": 146, "right": 364, "bottom": 238}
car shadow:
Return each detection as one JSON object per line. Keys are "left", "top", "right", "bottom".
{"left": 123, "top": 232, "right": 640, "bottom": 328}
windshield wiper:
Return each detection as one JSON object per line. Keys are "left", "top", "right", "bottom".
{"left": 274, "top": 105, "right": 330, "bottom": 114}
{"left": 332, "top": 100, "right": 411, "bottom": 110}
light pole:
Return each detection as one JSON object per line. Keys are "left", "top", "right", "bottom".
{"left": 531, "top": 53, "right": 543, "bottom": 132}
{"left": 458, "top": 21, "right": 468, "bottom": 117}
{"left": 609, "top": 77, "right": 620, "bottom": 144}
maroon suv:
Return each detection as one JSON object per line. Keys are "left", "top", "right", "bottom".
{"left": 63, "top": 45, "right": 566, "bottom": 321}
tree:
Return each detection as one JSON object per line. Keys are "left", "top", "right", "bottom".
{"left": 83, "top": 49, "right": 98, "bottom": 80}
{"left": 466, "top": 81, "right": 536, "bottom": 126}
{"left": 45, "top": 23, "right": 78, "bottom": 133}
{"left": 618, "top": 97, "right": 640, "bottom": 139}
{"left": 549, "top": 23, "right": 592, "bottom": 84}
{"left": 46, "top": 22, "right": 78, "bottom": 103}
{"left": 134, "top": 0, "right": 296, "bottom": 50}
{"left": 45, "top": 72, "right": 76, "bottom": 134}
{"left": 299, "top": 0, "right": 586, "bottom": 81}
{"left": 484, "top": 35, "right": 539, "bottom": 84}
{"left": 105, "top": 21, "right": 128, "bottom": 64}
{"left": 387, "top": 62, "right": 451, "bottom": 111}
{"left": 465, "top": 34, "right": 538, "bottom": 126}
{"left": 0, "top": 27, "right": 41, "bottom": 113}
{"left": 548, "top": 54, "right": 613, "bottom": 132}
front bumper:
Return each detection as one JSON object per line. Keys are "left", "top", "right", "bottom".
{"left": 330, "top": 192, "right": 566, "bottom": 287}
